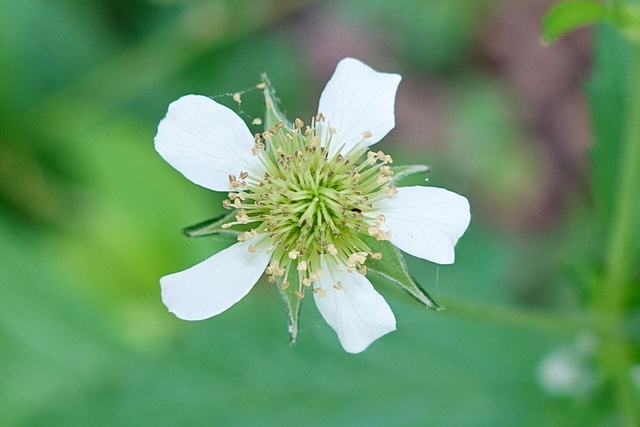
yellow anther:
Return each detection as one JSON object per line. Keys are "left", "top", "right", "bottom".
{"left": 377, "top": 230, "right": 391, "bottom": 241}
{"left": 235, "top": 209, "right": 249, "bottom": 224}
{"left": 367, "top": 151, "right": 377, "bottom": 165}
{"left": 288, "top": 249, "right": 300, "bottom": 259}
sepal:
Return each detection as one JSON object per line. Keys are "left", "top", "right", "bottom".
{"left": 275, "top": 271, "right": 304, "bottom": 343}
{"left": 362, "top": 234, "right": 440, "bottom": 310}
{"left": 261, "top": 74, "right": 293, "bottom": 131}
{"left": 182, "top": 210, "right": 239, "bottom": 238}
{"left": 390, "top": 164, "right": 430, "bottom": 184}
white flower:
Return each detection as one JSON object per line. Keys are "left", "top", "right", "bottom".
{"left": 155, "top": 58, "right": 470, "bottom": 353}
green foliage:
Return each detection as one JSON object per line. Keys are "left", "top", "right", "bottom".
{"left": 541, "top": 1, "right": 607, "bottom": 44}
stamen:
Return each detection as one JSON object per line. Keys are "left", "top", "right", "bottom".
{"left": 236, "top": 114, "right": 396, "bottom": 288}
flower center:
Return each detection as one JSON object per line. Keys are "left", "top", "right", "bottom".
{"left": 223, "top": 118, "right": 397, "bottom": 294}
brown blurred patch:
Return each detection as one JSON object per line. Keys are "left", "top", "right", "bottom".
{"left": 478, "top": 0, "right": 592, "bottom": 227}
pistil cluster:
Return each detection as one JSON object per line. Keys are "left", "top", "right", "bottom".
{"left": 221, "top": 117, "right": 398, "bottom": 297}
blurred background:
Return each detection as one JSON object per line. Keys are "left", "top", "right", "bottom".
{"left": 1, "top": 0, "right": 637, "bottom": 425}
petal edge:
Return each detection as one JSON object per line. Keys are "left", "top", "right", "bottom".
{"left": 161, "top": 239, "right": 271, "bottom": 321}
{"left": 155, "top": 95, "right": 262, "bottom": 191}
{"left": 317, "top": 58, "right": 401, "bottom": 153}
{"left": 376, "top": 186, "right": 470, "bottom": 265}
{"left": 314, "top": 265, "right": 396, "bottom": 353}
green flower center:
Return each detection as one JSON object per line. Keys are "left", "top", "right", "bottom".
{"left": 224, "top": 118, "right": 397, "bottom": 295}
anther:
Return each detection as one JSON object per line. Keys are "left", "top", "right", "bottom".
{"left": 288, "top": 249, "right": 300, "bottom": 259}
{"left": 377, "top": 230, "right": 391, "bottom": 241}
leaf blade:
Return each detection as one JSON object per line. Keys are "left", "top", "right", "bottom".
{"left": 541, "top": 0, "right": 607, "bottom": 44}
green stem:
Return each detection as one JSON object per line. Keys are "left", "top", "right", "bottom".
{"left": 596, "top": 43, "right": 640, "bottom": 424}
{"left": 440, "top": 297, "right": 594, "bottom": 336}
{"left": 602, "top": 52, "right": 640, "bottom": 311}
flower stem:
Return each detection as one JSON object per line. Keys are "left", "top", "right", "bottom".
{"left": 440, "top": 297, "right": 594, "bottom": 336}
{"left": 595, "top": 42, "right": 640, "bottom": 424}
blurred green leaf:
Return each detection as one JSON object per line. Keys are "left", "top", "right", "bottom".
{"left": 541, "top": 1, "right": 607, "bottom": 44}
{"left": 0, "top": 213, "right": 122, "bottom": 425}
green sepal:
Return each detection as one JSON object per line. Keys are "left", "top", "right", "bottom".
{"left": 390, "top": 164, "right": 431, "bottom": 184}
{"left": 362, "top": 234, "right": 441, "bottom": 310}
{"left": 541, "top": 0, "right": 607, "bottom": 45}
{"left": 275, "top": 270, "right": 304, "bottom": 343}
{"left": 182, "top": 210, "right": 240, "bottom": 238}
{"left": 260, "top": 73, "right": 293, "bottom": 131}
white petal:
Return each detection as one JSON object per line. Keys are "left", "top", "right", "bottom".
{"left": 155, "top": 95, "right": 263, "bottom": 191}
{"left": 314, "top": 265, "right": 396, "bottom": 353}
{"left": 161, "top": 239, "right": 271, "bottom": 321}
{"left": 376, "top": 186, "right": 471, "bottom": 265}
{"left": 317, "top": 58, "right": 401, "bottom": 153}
